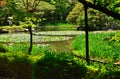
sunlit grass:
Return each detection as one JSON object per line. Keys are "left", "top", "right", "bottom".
{"left": 72, "top": 31, "right": 120, "bottom": 62}
{"left": 46, "top": 22, "right": 76, "bottom": 27}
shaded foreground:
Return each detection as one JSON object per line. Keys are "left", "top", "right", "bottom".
{"left": 1, "top": 31, "right": 120, "bottom": 79}
{"left": 0, "top": 52, "right": 87, "bottom": 79}
{"left": 1, "top": 52, "right": 120, "bottom": 79}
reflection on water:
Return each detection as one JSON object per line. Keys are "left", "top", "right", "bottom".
{"left": 34, "top": 36, "right": 76, "bottom": 53}
{"left": 0, "top": 33, "right": 77, "bottom": 53}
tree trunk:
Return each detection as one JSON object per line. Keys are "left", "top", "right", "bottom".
{"left": 28, "top": 26, "right": 32, "bottom": 54}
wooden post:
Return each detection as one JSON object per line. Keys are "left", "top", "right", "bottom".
{"left": 84, "top": 5, "right": 90, "bottom": 65}
{"left": 28, "top": 26, "right": 32, "bottom": 54}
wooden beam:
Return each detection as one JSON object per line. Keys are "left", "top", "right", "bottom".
{"left": 84, "top": 5, "right": 90, "bottom": 65}
{"left": 78, "top": 0, "right": 120, "bottom": 20}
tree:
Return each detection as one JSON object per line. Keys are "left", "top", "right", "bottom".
{"left": 20, "top": 0, "right": 42, "bottom": 54}
{"left": 35, "top": 1, "right": 56, "bottom": 25}
{"left": 78, "top": 0, "right": 120, "bottom": 20}
{"left": 0, "top": 0, "right": 23, "bottom": 26}
{"left": 66, "top": 3, "right": 84, "bottom": 25}
{"left": 50, "top": 0, "right": 76, "bottom": 23}
{"left": 19, "top": 0, "right": 56, "bottom": 54}
{"left": 66, "top": 2, "right": 120, "bottom": 30}
{"left": 19, "top": 0, "right": 41, "bottom": 12}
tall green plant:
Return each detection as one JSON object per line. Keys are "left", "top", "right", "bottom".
{"left": 72, "top": 32, "right": 120, "bottom": 62}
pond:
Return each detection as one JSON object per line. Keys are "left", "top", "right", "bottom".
{"left": 0, "top": 31, "right": 83, "bottom": 52}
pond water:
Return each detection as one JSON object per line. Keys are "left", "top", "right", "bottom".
{"left": 0, "top": 31, "right": 83, "bottom": 52}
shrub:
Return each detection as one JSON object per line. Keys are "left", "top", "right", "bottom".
{"left": 0, "top": 53, "right": 32, "bottom": 79}
{"left": 33, "top": 52, "right": 87, "bottom": 79}
{"left": 110, "top": 32, "right": 120, "bottom": 42}
{"left": 98, "top": 68, "right": 120, "bottom": 79}
{"left": 0, "top": 52, "right": 88, "bottom": 79}
{"left": 9, "top": 53, "right": 32, "bottom": 79}
{"left": 46, "top": 26, "right": 58, "bottom": 31}
{"left": 1, "top": 26, "right": 25, "bottom": 33}
{"left": 0, "top": 45, "right": 8, "bottom": 53}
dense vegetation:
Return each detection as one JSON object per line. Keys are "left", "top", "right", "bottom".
{"left": 1, "top": 0, "right": 120, "bottom": 30}
{"left": 0, "top": 52, "right": 88, "bottom": 79}
{"left": 72, "top": 31, "right": 120, "bottom": 63}
{"left": 1, "top": 0, "right": 120, "bottom": 79}
{"left": 1, "top": 45, "right": 120, "bottom": 79}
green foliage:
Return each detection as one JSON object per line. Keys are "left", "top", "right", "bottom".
{"left": 0, "top": 45, "right": 8, "bottom": 53}
{"left": 99, "top": 68, "right": 120, "bottom": 79}
{"left": 110, "top": 32, "right": 120, "bottom": 42}
{"left": 87, "top": 0, "right": 120, "bottom": 15}
{"left": 1, "top": 49, "right": 120, "bottom": 79}
{"left": 0, "top": 51, "right": 87, "bottom": 79}
{"left": 66, "top": 3, "right": 83, "bottom": 25}
{"left": 0, "top": 52, "right": 32, "bottom": 79}
{"left": 20, "top": 21, "right": 35, "bottom": 28}
{"left": 6, "top": 44, "right": 51, "bottom": 55}
{"left": 34, "top": 1, "right": 56, "bottom": 25}
{"left": 45, "top": 26, "right": 58, "bottom": 31}
{"left": 46, "top": 22, "right": 75, "bottom": 27}
{"left": 9, "top": 53, "right": 32, "bottom": 79}
{"left": 40, "top": 0, "right": 75, "bottom": 25}
{"left": 67, "top": 1, "right": 120, "bottom": 30}
{"left": 20, "top": 17, "right": 35, "bottom": 28}
{"left": 43, "top": 23, "right": 76, "bottom": 31}
{"left": 7, "top": 44, "right": 29, "bottom": 54}
{"left": 1, "top": 25, "right": 24, "bottom": 32}
{"left": 53, "top": 0, "right": 74, "bottom": 21}
{"left": 38, "top": 1, "right": 56, "bottom": 12}
{"left": 1, "top": 0, "right": 120, "bottom": 27}
{"left": 72, "top": 32, "right": 120, "bottom": 62}
{"left": 72, "top": 34, "right": 86, "bottom": 56}
{"left": 33, "top": 52, "right": 87, "bottom": 79}
{"left": 0, "top": 0, "right": 26, "bottom": 25}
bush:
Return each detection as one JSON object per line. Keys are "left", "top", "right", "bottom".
{"left": 46, "top": 26, "right": 58, "bottom": 31}
{"left": 99, "top": 69, "right": 120, "bottom": 79}
{"left": 0, "top": 45, "right": 8, "bottom": 53}
{"left": 2, "top": 51, "right": 120, "bottom": 79}
{"left": 110, "top": 32, "right": 120, "bottom": 42}
{"left": 9, "top": 53, "right": 32, "bottom": 79}
{"left": 0, "top": 52, "right": 88, "bottom": 79}
{"left": 0, "top": 54, "right": 10, "bottom": 78}
{"left": 0, "top": 53, "right": 32, "bottom": 79}
{"left": 1, "top": 26, "right": 24, "bottom": 33}
{"left": 33, "top": 52, "right": 87, "bottom": 79}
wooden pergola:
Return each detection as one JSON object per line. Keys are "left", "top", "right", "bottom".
{"left": 78, "top": 0, "right": 120, "bottom": 65}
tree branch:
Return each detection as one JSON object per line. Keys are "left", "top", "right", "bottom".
{"left": 22, "top": 0, "right": 27, "bottom": 10}
{"left": 78, "top": 0, "right": 120, "bottom": 20}
{"left": 33, "top": 0, "right": 41, "bottom": 10}
{"left": 32, "top": 0, "right": 36, "bottom": 10}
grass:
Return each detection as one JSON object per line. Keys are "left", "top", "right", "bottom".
{"left": 2, "top": 43, "right": 51, "bottom": 55}
{"left": 72, "top": 31, "right": 120, "bottom": 62}
{"left": 45, "top": 22, "right": 76, "bottom": 27}
{"left": 44, "top": 22, "right": 77, "bottom": 31}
